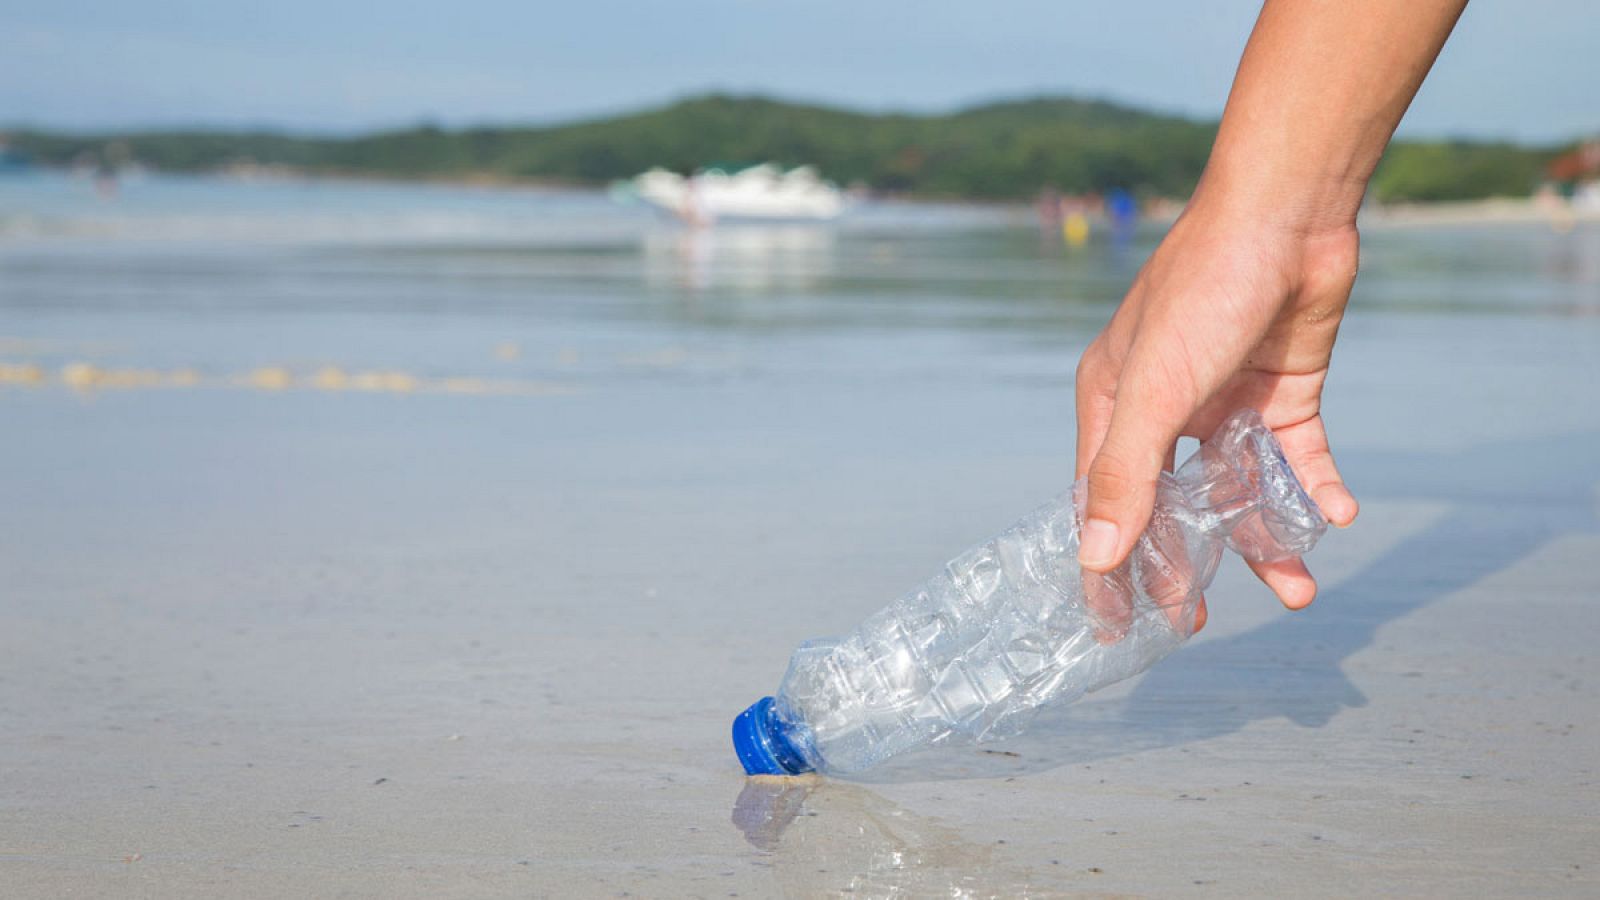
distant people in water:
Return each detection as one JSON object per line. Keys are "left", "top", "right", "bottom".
{"left": 1035, "top": 188, "right": 1141, "bottom": 249}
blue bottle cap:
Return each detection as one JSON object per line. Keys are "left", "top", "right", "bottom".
{"left": 732, "top": 697, "right": 813, "bottom": 776}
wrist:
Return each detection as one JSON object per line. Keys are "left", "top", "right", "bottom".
{"left": 1192, "top": 148, "right": 1369, "bottom": 238}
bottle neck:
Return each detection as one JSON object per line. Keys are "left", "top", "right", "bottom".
{"left": 732, "top": 697, "right": 814, "bottom": 776}
{"left": 1174, "top": 410, "right": 1327, "bottom": 563}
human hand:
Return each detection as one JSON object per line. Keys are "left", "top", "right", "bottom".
{"left": 1064, "top": 0, "right": 1462, "bottom": 628}
{"left": 1073, "top": 195, "right": 1362, "bottom": 620}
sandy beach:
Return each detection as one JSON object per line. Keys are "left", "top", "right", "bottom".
{"left": 1, "top": 174, "right": 1597, "bottom": 897}
{"left": 1361, "top": 196, "right": 1600, "bottom": 230}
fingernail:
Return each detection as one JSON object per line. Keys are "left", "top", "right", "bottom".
{"left": 1078, "top": 518, "right": 1120, "bottom": 570}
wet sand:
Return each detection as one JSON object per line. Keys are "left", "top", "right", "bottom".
{"left": 1, "top": 176, "right": 1597, "bottom": 896}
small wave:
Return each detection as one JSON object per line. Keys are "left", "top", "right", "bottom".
{"left": 0, "top": 360, "right": 574, "bottom": 397}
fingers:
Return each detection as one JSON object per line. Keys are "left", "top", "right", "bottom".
{"left": 1085, "top": 511, "right": 1210, "bottom": 640}
{"left": 1074, "top": 347, "right": 1117, "bottom": 482}
{"left": 1246, "top": 556, "right": 1318, "bottom": 610}
{"left": 1137, "top": 545, "right": 1206, "bottom": 636}
{"left": 1083, "top": 569, "right": 1134, "bottom": 644}
{"left": 1076, "top": 364, "right": 1188, "bottom": 573}
{"left": 1273, "top": 415, "right": 1359, "bottom": 527}
{"left": 1246, "top": 418, "right": 1335, "bottom": 609}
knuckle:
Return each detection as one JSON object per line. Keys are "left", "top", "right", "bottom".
{"left": 1075, "top": 346, "right": 1122, "bottom": 409}
{"left": 1075, "top": 345, "right": 1106, "bottom": 385}
{"left": 1076, "top": 377, "right": 1110, "bottom": 410}
{"left": 1087, "top": 455, "right": 1140, "bottom": 507}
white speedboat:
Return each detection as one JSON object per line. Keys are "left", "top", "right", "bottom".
{"left": 622, "top": 164, "right": 845, "bottom": 224}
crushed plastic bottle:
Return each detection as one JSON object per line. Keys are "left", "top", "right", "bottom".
{"left": 732, "top": 409, "right": 1328, "bottom": 776}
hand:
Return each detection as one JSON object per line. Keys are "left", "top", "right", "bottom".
{"left": 1066, "top": 0, "right": 1463, "bottom": 623}
{"left": 1073, "top": 194, "right": 1362, "bottom": 616}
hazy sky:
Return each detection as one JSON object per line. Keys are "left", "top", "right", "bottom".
{"left": 2, "top": 1, "right": 1595, "bottom": 141}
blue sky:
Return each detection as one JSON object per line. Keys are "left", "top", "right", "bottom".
{"left": 2, "top": 0, "right": 1595, "bottom": 141}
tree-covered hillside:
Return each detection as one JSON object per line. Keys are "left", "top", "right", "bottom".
{"left": 6, "top": 94, "right": 1561, "bottom": 203}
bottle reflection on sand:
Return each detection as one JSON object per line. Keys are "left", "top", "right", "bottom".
{"left": 732, "top": 776, "right": 1034, "bottom": 898}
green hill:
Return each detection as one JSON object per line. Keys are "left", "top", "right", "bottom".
{"left": 5, "top": 93, "right": 1560, "bottom": 203}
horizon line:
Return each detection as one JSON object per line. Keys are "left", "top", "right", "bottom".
{"left": 4, "top": 88, "right": 1589, "bottom": 148}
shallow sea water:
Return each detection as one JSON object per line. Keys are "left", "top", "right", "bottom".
{"left": 1, "top": 173, "right": 1597, "bottom": 897}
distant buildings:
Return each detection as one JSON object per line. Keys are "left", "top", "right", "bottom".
{"left": 1543, "top": 139, "right": 1600, "bottom": 213}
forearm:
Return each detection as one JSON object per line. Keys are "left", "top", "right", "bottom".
{"left": 1200, "top": 0, "right": 1468, "bottom": 231}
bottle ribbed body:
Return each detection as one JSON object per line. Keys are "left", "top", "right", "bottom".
{"left": 774, "top": 477, "right": 1212, "bottom": 774}
{"left": 758, "top": 409, "right": 1326, "bottom": 776}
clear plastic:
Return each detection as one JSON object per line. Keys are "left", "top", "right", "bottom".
{"left": 765, "top": 409, "right": 1327, "bottom": 775}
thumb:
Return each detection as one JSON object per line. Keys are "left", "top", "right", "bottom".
{"left": 1077, "top": 388, "right": 1185, "bottom": 573}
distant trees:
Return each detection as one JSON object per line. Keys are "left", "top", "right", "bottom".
{"left": 1369, "top": 140, "right": 1556, "bottom": 203}
{"left": 6, "top": 94, "right": 1560, "bottom": 204}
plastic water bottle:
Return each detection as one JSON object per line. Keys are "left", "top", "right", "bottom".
{"left": 732, "top": 409, "right": 1328, "bottom": 776}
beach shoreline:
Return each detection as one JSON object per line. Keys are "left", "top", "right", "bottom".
{"left": 1, "top": 178, "right": 1596, "bottom": 896}
{"left": 1361, "top": 195, "right": 1600, "bottom": 229}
